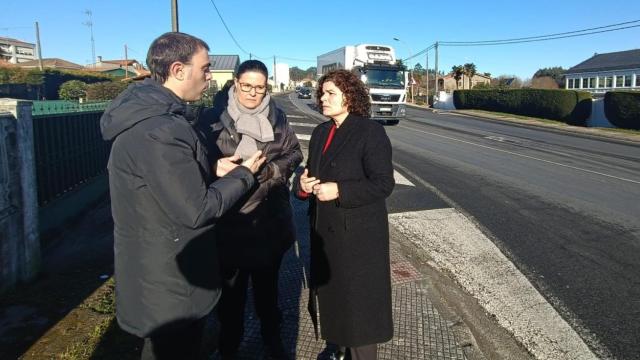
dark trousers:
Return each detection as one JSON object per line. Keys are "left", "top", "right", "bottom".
{"left": 347, "top": 344, "right": 378, "bottom": 360}
{"left": 217, "top": 258, "right": 284, "bottom": 355}
{"left": 140, "top": 318, "right": 206, "bottom": 360}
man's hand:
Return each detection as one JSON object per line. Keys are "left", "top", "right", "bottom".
{"left": 299, "top": 168, "right": 320, "bottom": 194}
{"left": 313, "top": 182, "right": 339, "bottom": 201}
{"left": 216, "top": 154, "right": 241, "bottom": 177}
{"left": 241, "top": 150, "right": 266, "bottom": 174}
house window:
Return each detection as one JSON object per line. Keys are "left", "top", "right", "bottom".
{"left": 616, "top": 75, "right": 624, "bottom": 87}
{"left": 582, "top": 78, "right": 589, "bottom": 88}
{"left": 636, "top": 75, "right": 640, "bottom": 87}
{"left": 589, "top": 77, "right": 596, "bottom": 88}
{"left": 598, "top": 77, "right": 606, "bottom": 88}
{"left": 568, "top": 78, "right": 574, "bottom": 89}
{"left": 624, "top": 75, "right": 632, "bottom": 87}
{"left": 605, "top": 76, "right": 613, "bottom": 88}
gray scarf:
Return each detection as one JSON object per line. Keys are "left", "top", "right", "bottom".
{"left": 227, "top": 85, "right": 274, "bottom": 159}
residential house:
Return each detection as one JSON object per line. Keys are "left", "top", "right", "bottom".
{"left": 17, "top": 58, "right": 83, "bottom": 70}
{"left": 428, "top": 72, "right": 491, "bottom": 93}
{"left": 565, "top": 49, "right": 640, "bottom": 93}
{"left": 0, "top": 36, "right": 36, "bottom": 64}
{"left": 86, "top": 56, "right": 145, "bottom": 78}
{"left": 209, "top": 55, "right": 240, "bottom": 91}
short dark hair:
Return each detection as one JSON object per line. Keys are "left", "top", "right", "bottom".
{"left": 236, "top": 60, "right": 268, "bottom": 80}
{"left": 146, "top": 32, "right": 210, "bottom": 84}
{"left": 316, "top": 69, "right": 370, "bottom": 118}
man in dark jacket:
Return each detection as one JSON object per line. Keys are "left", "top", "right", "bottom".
{"left": 100, "top": 32, "right": 265, "bottom": 359}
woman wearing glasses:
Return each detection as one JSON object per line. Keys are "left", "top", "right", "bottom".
{"left": 205, "top": 60, "right": 302, "bottom": 360}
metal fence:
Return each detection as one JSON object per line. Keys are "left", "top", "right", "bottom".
{"left": 32, "top": 102, "right": 111, "bottom": 206}
{"left": 31, "top": 100, "right": 111, "bottom": 116}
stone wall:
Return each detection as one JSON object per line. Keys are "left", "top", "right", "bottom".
{"left": 0, "top": 99, "right": 40, "bottom": 293}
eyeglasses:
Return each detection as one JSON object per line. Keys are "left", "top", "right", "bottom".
{"left": 238, "top": 82, "right": 267, "bottom": 94}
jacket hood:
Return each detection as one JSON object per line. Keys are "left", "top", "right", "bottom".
{"left": 101, "top": 78, "right": 194, "bottom": 141}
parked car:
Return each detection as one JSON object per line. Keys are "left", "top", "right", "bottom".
{"left": 298, "top": 88, "right": 312, "bottom": 99}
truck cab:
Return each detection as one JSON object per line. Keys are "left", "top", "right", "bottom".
{"left": 318, "top": 44, "right": 408, "bottom": 125}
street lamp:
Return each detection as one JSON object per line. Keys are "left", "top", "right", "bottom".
{"left": 393, "top": 37, "right": 414, "bottom": 103}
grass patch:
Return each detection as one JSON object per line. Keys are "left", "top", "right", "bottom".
{"left": 84, "top": 278, "right": 115, "bottom": 315}
{"left": 59, "top": 317, "right": 112, "bottom": 360}
{"left": 459, "top": 109, "right": 640, "bottom": 137}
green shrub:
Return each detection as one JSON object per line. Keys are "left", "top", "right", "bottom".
{"left": 42, "top": 69, "right": 112, "bottom": 100}
{"left": 453, "top": 89, "right": 592, "bottom": 125}
{"left": 58, "top": 80, "right": 88, "bottom": 100}
{"left": 85, "top": 81, "right": 130, "bottom": 100}
{"left": 604, "top": 91, "right": 640, "bottom": 130}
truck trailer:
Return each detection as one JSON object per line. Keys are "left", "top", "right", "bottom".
{"left": 317, "top": 44, "right": 408, "bottom": 124}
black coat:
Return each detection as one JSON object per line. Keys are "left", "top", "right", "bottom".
{"left": 305, "top": 114, "right": 395, "bottom": 346}
{"left": 101, "top": 79, "right": 256, "bottom": 337}
{"left": 202, "top": 99, "right": 303, "bottom": 267}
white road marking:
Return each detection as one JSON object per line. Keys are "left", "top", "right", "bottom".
{"left": 388, "top": 208, "right": 597, "bottom": 360}
{"left": 398, "top": 124, "right": 640, "bottom": 185}
{"left": 290, "top": 122, "right": 317, "bottom": 127}
{"left": 394, "top": 170, "right": 415, "bottom": 187}
{"left": 296, "top": 134, "right": 311, "bottom": 141}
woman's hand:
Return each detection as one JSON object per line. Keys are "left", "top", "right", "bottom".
{"left": 299, "top": 168, "right": 320, "bottom": 194}
{"left": 312, "top": 182, "right": 339, "bottom": 201}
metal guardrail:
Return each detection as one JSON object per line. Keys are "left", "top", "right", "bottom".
{"left": 31, "top": 100, "right": 111, "bottom": 116}
{"left": 32, "top": 103, "right": 111, "bottom": 206}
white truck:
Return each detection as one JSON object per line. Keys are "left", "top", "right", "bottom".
{"left": 317, "top": 44, "right": 408, "bottom": 124}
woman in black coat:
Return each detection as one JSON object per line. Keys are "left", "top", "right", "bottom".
{"left": 297, "top": 69, "right": 395, "bottom": 360}
{"left": 206, "top": 60, "right": 302, "bottom": 360}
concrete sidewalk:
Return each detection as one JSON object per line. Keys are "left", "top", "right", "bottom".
{"left": 207, "top": 193, "right": 470, "bottom": 360}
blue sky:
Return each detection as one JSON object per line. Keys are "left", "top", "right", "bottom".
{"left": 3, "top": 0, "right": 640, "bottom": 80}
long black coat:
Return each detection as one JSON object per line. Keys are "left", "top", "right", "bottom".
{"left": 305, "top": 114, "right": 395, "bottom": 347}
{"left": 101, "top": 79, "right": 256, "bottom": 337}
{"left": 202, "top": 100, "right": 303, "bottom": 267}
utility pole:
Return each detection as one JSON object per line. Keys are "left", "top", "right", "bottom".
{"left": 34, "top": 21, "right": 43, "bottom": 71}
{"left": 434, "top": 41, "right": 439, "bottom": 96}
{"left": 425, "top": 52, "right": 429, "bottom": 106}
{"left": 124, "top": 44, "right": 129, "bottom": 80}
{"left": 83, "top": 10, "right": 96, "bottom": 68}
{"left": 171, "top": 0, "right": 179, "bottom": 32}
{"left": 273, "top": 56, "right": 277, "bottom": 93}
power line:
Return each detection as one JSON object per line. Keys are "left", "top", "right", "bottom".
{"left": 442, "top": 19, "right": 640, "bottom": 45}
{"left": 207, "top": 0, "right": 314, "bottom": 64}
{"left": 441, "top": 24, "right": 640, "bottom": 46}
{"left": 208, "top": 0, "right": 251, "bottom": 55}
{"left": 405, "top": 19, "right": 640, "bottom": 62}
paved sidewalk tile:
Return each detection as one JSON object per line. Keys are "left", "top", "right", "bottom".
{"left": 208, "top": 195, "right": 467, "bottom": 359}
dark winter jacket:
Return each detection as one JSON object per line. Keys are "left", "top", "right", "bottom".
{"left": 200, "top": 99, "right": 303, "bottom": 267}
{"left": 100, "top": 78, "right": 255, "bottom": 337}
{"left": 301, "top": 114, "right": 395, "bottom": 346}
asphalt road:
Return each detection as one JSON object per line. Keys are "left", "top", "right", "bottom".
{"left": 280, "top": 94, "right": 640, "bottom": 359}
{"left": 396, "top": 106, "right": 640, "bottom": 359}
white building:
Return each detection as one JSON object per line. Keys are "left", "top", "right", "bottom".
{"left": 0, "top": 36, "right": 36, "bottom": 64}
{"left": 274, "top": 63, "right": 290, "bottom": 92}
{"left": 565, "top": 49, "right": 640, "bottom": 93}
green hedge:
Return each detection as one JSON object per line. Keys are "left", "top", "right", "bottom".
{"left": 453, "top": 89, "right": 592, "bottom": 126}
{"left": 604, "top": 91, "right": 640, "bottom": 130}
{"left": 85, "top": 81, "right": 130, "bottom": 100}
{"left": 42, "top": 69, "right": 112, "bottom": 100}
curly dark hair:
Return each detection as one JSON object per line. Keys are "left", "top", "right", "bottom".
{"left": 316, "top": 69, "right": 370, "bottom": 118}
